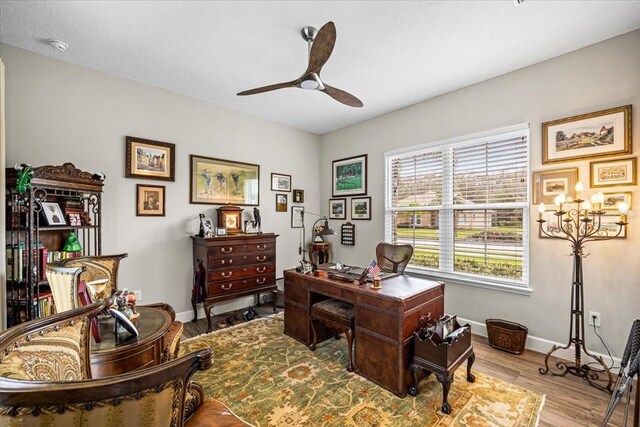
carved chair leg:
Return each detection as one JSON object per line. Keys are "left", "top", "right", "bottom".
{"left": 309, "top": 318, "right": 318, "bottom": 351}
{"left": 204, "top": 302, "right": 214, "bottom": 333}
{"left": 436, "top": 373, "right": 453, "bottom": 414}
{"left": 408, "top": 364, "right": 421, "bottom": 396}
{"left": 467, "top": 352, "right": 476, "bottom": 382}
{"left": 345, "top": 328, "right": 354, "bottom": 372}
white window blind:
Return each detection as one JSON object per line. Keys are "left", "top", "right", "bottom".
{"left": 385, "top": 125, "right": 530, "bottom": 287}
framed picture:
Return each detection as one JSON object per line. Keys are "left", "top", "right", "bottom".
{"left": 599, "top": 214, "right": 627, "bottom": 238}
{"left": 200, "top": 218, "right": 214, "bottom": 238}
{"left": 332, "top": 154, "right": 367, "bottom": 197}
{"left": 542, "top": 105, "right": 631, "bottom": 164}
{"left": 215, "top": 227, "right": 227, "bottom": 236}
{"left": 291, "top": 206, "right": 304, "bottom": 228}
{"left": 293, "top": 189, "right": 304, "bottom": 203}
{"left": 40, "top": 202, "right": 66, "bottom": 226}
{"left": 538, "top": 210, "right": 562, "bottom": 238}
{"left": 276, "top": 194, "right": 288, "bottom": 212}
{"left": 271, "top": 173, "right": 291, "bottom": 192}
{"left": 602, "top": 192, "right": 632, "bottom": 211}
{"left": 329, "top": 198, "right": 347, "bottom": 220}
{"left": 190, "top": 155, "right": 259, "bottom": 205}
{"left": 136, "top": 184, "right": 165, "bottom": 217}
{"left": 125, "top": 136, "right": 176, "bottom": 181}
{"left": 532, "top": 168, "right": 578, "bottom": 205}
{"left": 351, "top": 197, "right": 371, "bottom": 220}
{"left": 68, "top": 213, "right": 82, "bottom": 226}
{"left": 590, "top": 157, "right": 637, "bottom": 188}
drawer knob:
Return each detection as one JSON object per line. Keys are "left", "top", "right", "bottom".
{"left": 222, "top": 283, "right": 233, "bottom": 290}
{"left": 256, "top": 244, "right": 267, "bottom": 250}
{"left": 221, "top": 247, "right": 233, "bottom": 253}
{"left": 221, "top": 272, "right": 232, "bottom": 278}
{"left": 256, "top": 256, "right": 266, "bottom": 262}
{"left": 256, "top": 278, "right": 266, "bottom": 284}
{"left": 221, "top": 259, "right": 233, "bottom": 265}
{"left": 256, "top": 267, "right": 266, "bottom": 273}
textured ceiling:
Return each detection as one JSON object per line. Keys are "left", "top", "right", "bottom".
{"left": 1, "top": 1, "right": 639, "bottom": 135}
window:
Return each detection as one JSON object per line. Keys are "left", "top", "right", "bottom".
{"left": 385, "top": 125, "right": 529, "bottom": 288}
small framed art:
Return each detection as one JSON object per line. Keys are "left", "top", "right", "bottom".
{"left": 291, "top": 206, "right": 304, "bottom": 228}
{"left": 332, "top": 154, "right": 367, "bottom": 197}
{"left": 68, "top": 213, "right": 82, "bottom": 226}
{"left": 293, "top": 189, "right": 304, "bottom": 203}
{"left": 532, "top": 168, "right": 578, "bottom": 205}
{"left": 599, "top": 214, "right": 627, "bottom": 238}
{"left": 40, "top": 202, "right": 66, "bottom": 225}
{"left": 276, "top": 194, "right": 288, "bottom": 212}
{"left": 215, "top": 227, "right": 227, "bottom": 236}
{"left": 271, "top": 173, "right": 291, "bottom": 191}
{"left": 590, "top": 157, "right": 637, "bottom": 188}
{"left": 136, "top": 184, "right": 165, "bottom": 217}
{"left": 329, "top": 198, "right": 347, "bottom": 220}
{"left": 126, "top": 136, "right": 176, "bottom": 181}
{"left": 351, "top": 197, "right": 371, "bottom": 220}
{"left": 602, "top": 192, "right": 632, "bottom": 211}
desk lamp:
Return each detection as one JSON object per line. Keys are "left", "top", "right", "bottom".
{"left": 298, "top": 211, "right": 335, "bottom": 266}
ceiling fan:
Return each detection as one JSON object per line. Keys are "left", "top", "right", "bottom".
{"left": 237, "top": 21, "right": 363, "bottom": 108}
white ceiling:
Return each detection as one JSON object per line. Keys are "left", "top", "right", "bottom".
{"left": 1, "top": 1, "right": 639, "bottom": 135}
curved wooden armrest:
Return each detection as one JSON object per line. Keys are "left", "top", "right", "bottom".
{"left": 139, "top": 302, "right": 176, "bottom": 321}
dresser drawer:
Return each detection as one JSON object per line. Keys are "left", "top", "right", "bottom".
{"left": 208, "top": 241, "right": 276, "bottom": 257}
{"left": 207, "top": 274, "right": 275, "bottom": 296}
{"left": 207, "top": 264, "right": 275, "bottom": 282}
{"left": 207, "top": 252, "right": 275, "bottom": 269}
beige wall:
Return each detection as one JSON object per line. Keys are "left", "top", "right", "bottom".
{"left": 320, "top": 30, "right": 640, "bottom": 357}
{"left": 1, "top": 44, "right": 321, "bottom": 319}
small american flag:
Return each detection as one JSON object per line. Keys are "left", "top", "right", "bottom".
{"left": 368, "top": 259, "right": 382, "bottom": 277}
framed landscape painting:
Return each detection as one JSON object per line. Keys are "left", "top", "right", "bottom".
{"left": 190, "top": 155, "right": 259, "bottom": 205}
{"left": 602, "top": 192, "right": 632, "bottom": 211}
{"left": 126, "top": 136, "right": 175, "bottom": 181}
{"left": 532, "top": 168, "right": 578, "bottom": 205}
{"left": 542, "top": 105, "right": 631, "bottom": 164}
{"left": 590, "top": 157, "right": 637, "bottom": 188}
{"left": 332, "top": 154, "right": 367, "bottom": 197}
{"left": 329, "top": 198, "right": 347, "bottom": 220}
{"left": 351, "top": 196, "right": 372, "bottom": 220}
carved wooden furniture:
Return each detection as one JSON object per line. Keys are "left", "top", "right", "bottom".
{"left": 376, "top": 242, "right": 414, "bottom": 274}
{"left": 192, "top": 234, "right": 278, "bottom": 333}
{"left": 309, "top": 299, "right": 355, "bottom": 371}
{"left": 284, "top": 269, "right": 444, "bottom": 397}
{"left": 5, "top": 163, "right": 104, "bottom": 327}
{"left": 45, "top": 264, "right": 85, "bottom": 313}
{"left": 408, "top": 320, "right": 475, "bottom": 414}
{"left": 58, "top": 253, "right": 128, "bottom": 301}
{"left": 309, "top": 241, "right": 331, "bottom": 265}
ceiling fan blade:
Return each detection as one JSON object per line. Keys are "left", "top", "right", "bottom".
{"left": 306, "top": 21, "right": 336, "bottom": 74}
{"left": 322, "top": 84, "right": 363, "bottom": 108}
{"left": 237, "top": 80, "right": 297, "bottom": 96}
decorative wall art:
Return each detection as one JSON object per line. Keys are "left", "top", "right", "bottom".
{"left": 601, "top": 192, "right": 632, "bottom": 211}
{"left": 599, "top": 214, "right": 627, "bottom": 238}
{"left": 351, "top": 196, "right": 372, "bottom": 220}
{"left": 190, "top": 155, "right": 259, "bottom": 205}
{"left": 542, "top": 105, "right": 631, "bottom": 164}
{"left": 590, "top": 157, "right": 637, "bottom": 188}
{"left": 126, "top": 136, "right": 176, "bottom": 181}
{"left": 40, "top": 201, "right": 66, "bottom": 226}
{"left": 329, "top": 198, "right": 347, "bottom": 220}
{"left": 532, "top": 168, "right": 579, "bottom": 204}
{"left": 332, "top": 154, "right": 367, "bottom": 197}
{"left": 293, "top": 189, "right": 304, "bottom": 203}
{"left": 276, "top": 194, "right": 288, "bottom": 212}
{"left": 136, "top": 184, "right": 165, "bottom": 217}
{"left": 291, "top": 206, "right": 304, "bottom": 228}
{"left": 271, "top": 173, "right": 291, "bottom": 191}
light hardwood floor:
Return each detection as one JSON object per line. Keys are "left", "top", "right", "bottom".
{"left": 182, "top": 305, "right": 637, "bottom": 427}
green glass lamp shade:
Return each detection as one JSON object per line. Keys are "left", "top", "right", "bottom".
{"left": 63, "top": 231, "right": 83, "bottom": 253}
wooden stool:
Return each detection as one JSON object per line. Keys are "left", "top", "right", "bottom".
{"left": 309, "top": 299, "right": 355, "bottom": 372}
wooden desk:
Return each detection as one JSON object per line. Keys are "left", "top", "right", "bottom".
{"left": 284, "top": 269, "right": 444, "bottom": 397}
{"left": 91, "top": 305, "right": 174, "bottom": 378}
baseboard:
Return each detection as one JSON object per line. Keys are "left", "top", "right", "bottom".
{"left": 175, "top": 296, "right": 262, "bottom": 323}
{"left": 458, "top": 317, "right": 621, "bottom": 374}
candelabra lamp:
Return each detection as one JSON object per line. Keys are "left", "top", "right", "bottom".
{"left": 537, "top": 184, "right": 628, "bottom": 393}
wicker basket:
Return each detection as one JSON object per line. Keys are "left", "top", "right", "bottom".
{"left": 485, "top": 319, "right": 528, "bottom": 355}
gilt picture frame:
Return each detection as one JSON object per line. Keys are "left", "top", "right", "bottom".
{"left": 542, "top": 105, "right": 631, "bottom": 164}
{"left": 532, "top": 168, "right": 578, "bottom": 205}
{"left": 126, "top": 136, "right": 176, "bottom": 181}
{"left": 590, "top": 157, "right": 637, "bottom": 188}
{"left": 602, "top": 192, "right": 632, "bottom": 211}
{"left": 190, "top": 155, "right": 260, "bottom": 205}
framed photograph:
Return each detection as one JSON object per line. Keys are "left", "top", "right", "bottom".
{"left": 542, "top": 105, "right": 631, "bottom": 164}
{"left": 271, "top": 173, "right": 291, "bottom": 192}
{"left": 215, "top": 227, "right": 227, "bottom": 236}
{"left": 136, "top": 184, "right": 165, "bottom": 217}
{"left": 538, "top": 210, "right": 562, "bottom": 238}
{"left": 201, "top": 218, "right": 214, "bottom": 238}
{"left": 351, "top": 197, "right": 372, "bottom": 220}
{"left": 532, "top": 168, "right": 578, "bottom": 205}
{"left": 599, "top": 214, "right": 626, "bottom": 238}
{"left": 40, "top": 202, "right": 66, "bottom": 226}
{"left": 125, "top": 136, "right": 176, "bottom": 181}
{"left": 190, "top": 155, "right": 259, "bottom": 205}
{"left": 276, "top": 194, "right": 288, "bottom": 212}
{"left": 293, "top": 189, "right": 304, "bottom": 203}
{"left": 329, "top": 198, "right": 347, "bottom": 220}
{"left": 291, "top": 206, "right": 304, "bottom": 228}
{"left": 602, "top": 192, "right": 632, "bottom": 211}
{"left": 590, "top": 157, "right": 637, "bottom": 188}
{"left": 332, "top": 154, "right": 367, "bottom": 197}
{"left": 68, "top": 213, "right": 82, "bottom": 226}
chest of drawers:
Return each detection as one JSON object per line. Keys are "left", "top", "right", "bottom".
{"left": 192, "top": 233, "right": 278, "bottom": 332}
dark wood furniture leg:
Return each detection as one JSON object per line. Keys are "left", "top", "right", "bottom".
{"left": 271, "top": 289, "right": 278, "bottom": 313}
{"left": 467, "top": 352, "right": 476, "bottom": 382}
{"left": 436, "top": 373, "right": 454, "bottom": 414}
{"left": 203, "top": 301, "right": 214, "bottom": 333}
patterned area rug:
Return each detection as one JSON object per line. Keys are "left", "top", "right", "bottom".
{"left": 180, "top": 313, "right": 544, "bottom": 427}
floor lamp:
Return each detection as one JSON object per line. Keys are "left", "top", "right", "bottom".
{"left": 537, "top": 186, "right": 628, "bottom": 393}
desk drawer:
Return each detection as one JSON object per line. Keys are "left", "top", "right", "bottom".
{"left": 208, "top": 252, "right": 275, "bottom": 269}
{"left": 207, "top": 274, "right": 275, "bottom": 296}
{"left": 208, "top": 264, "right": 275, "bottom": 282}
{"left": 208, "top": 242, "right": 275, "bottom": 257}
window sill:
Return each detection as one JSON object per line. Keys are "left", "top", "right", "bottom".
{"left": 405, "top": 267, "right": 533, "bottom": 296}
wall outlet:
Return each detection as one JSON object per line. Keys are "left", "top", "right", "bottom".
{"left": 588, "top": 311, "right": 601, "bottom": 327}
{"left": 133, "top": 290, "right": 142, "bottom": 301}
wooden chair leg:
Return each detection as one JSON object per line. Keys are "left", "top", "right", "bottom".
{"left": 345, "top": 328, "right": 354, "bottom": 372}
{"left": 309, "top": 318, "right": 318, "bottom": 351}
{"left": 467, "top": 352, "right": 476, "bottom": 382}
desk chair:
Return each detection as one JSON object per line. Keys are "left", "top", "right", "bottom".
{"left": 376, "top": 242, "right": 414, "bottom": 274}
{"left": 310, "top": 299, "right": 355, "bottom": 372}
{"left": 59, "top": 253, "right": 128, "bottom": 301}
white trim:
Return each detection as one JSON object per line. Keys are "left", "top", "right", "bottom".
{"left": 459, "top": 316, "right": 621, "bottom": 374}
{"left": 407, "top": 268, "right": 532, "bottom": 295}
